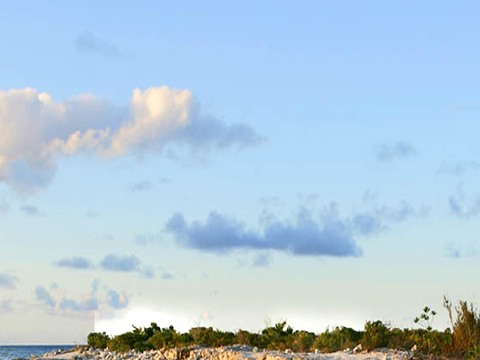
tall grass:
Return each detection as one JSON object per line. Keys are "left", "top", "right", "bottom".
{"left": 444, "top": 297, "right": 480, "bottom": 358}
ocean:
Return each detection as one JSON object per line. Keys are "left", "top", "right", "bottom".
{"left": 0, "top": 346, "right": 74, "bottom": 360}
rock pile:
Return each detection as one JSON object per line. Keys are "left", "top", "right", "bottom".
{"left": 35, "top": 345, "right": 413, "bottom": 360}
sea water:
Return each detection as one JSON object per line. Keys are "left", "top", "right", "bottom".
{"left": 0, "top": 345, "right": 74, "bottom": 360}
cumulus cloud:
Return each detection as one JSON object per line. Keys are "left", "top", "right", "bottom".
{"left": 166, "top": 200, "right": 427, "bottom": 258}
{"left": 100, "top": 254, "right": 141, "bottom": 272}
{"left": 106, "top": 290, "right": 129, "bottom": 309}
{"left": 0, "top": 87, "right": 262, "bottom": 193}
{"left": 55, "top": 256, "right": 93, "bottom": 270}
{"left": 166, "top": 209, "right": 362, "bottom": 257}
{"left": 376, "top": 141, "right": 417, "bottom": 162}
{"left": 75, "top": 31, "right": 122, "bottom": 58}
{"left": 0, "top": 272, "right": 18, "bottom": 290}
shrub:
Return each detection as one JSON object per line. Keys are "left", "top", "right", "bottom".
{"left": 314, "top": 327, "right": 362, "bottom": 353}
{"left": 362, "top": 320, "right": 390, "bottom": 351}
{"left": 87, "top": 332, "right": 109, "bottom": 349}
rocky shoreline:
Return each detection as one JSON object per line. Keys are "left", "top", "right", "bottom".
{"left": 28, "top": 345, "right": 413, "bottom": 360}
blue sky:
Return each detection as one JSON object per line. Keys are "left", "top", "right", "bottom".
{"left": 1, "top": 1, "right": 480, "bottom": 344}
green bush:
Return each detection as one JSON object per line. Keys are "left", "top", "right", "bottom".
{"left": 362, "top": 321, "right": 390, "bottom": 351}
{"left": 87, "top": 332, "right": 109, "bottom": 349}
{"left": 314, "top": 327, "right": 362, "bottom": 353}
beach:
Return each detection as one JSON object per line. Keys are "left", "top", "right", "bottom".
{"left": 31, "top": 346, "right": 413, "bottom": 360}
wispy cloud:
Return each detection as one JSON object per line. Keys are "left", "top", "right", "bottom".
{"left": 135, "top": 233, "right": 161, "bottom": 246}
{"left": 252, "top": 253, "right": 271, "bottom": 268}
{"left": 99, "top": 254, "right": 156, "bottom": 279}
{"left": 376, "top": 141, "right": 417, "bottom": 162}
{"left": 35, "top": 286, "right": 56, "bottom": 309}
{"left": 75, "top": 31, "right": 122, "bottom": 58}
{"left": 446, "top": 243, "right": 477, "bottom": 258}
{"left": 449, "top": 193, "right": 480, "bottom": 219}
{"left": 0, "top": 199, "right": 9, "bottom": 214}
{"left": 0, "top": 87, "right": 263, "bottom": 193}
{"left": 129, "top": 181, "right": 154, "bottom": 192}
{"left": 0, "top": 299, "right": 13, "bottom": 313}
{"left": 35, "top": 281, "right": 129, "bottom": 315}
{"left": 19, "top": 205, "right": 41, "bottom": 216}
{"left": 0, "top": 272, "right": 18, "bottom": 290}
{"left": 351, "top": 201, "right": 427, "bottom": 236}
{"left": 53, "top": 254, "right": 160, "bottom": 279}
{"left": 438, "top": 161, "right": 480, "bottom": 176}
{"left": 160, "top": 272, "right": 174, "bottom": 280}
{"left": 166, "top": 209, "right": 362, "bottom": 257}
{"left": 55, "top": 257, "right": 93, "bottom": 270}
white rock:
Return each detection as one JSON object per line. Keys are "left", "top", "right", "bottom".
{"left": 352, "top": 344, "right": 362, "bottom": 353}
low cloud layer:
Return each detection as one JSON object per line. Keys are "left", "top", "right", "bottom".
{"left": 0, "top": 87, "right": 262, "bottom": 193}
{"left": 166, "top": 209, "right": 362, "bottom": 257}
{"left": 35, "top": 281, "right": 127, "bottom": 315}
{"left": 0, "top": 272, "right": 18, "bottom": 290}
{"left": 376, "top": 141, "right": 417, "bottom": 162}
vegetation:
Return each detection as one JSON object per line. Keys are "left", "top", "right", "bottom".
{"left": 87, "top": 298, "right": 480, "bottom": 358}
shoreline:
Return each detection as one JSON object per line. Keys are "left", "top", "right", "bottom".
{"left": 29, "top": 345, "right": 413, "bottom": 360}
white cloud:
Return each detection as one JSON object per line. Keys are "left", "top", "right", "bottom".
{"left": 0, "top": 86, "right": 262, "bottom": 193}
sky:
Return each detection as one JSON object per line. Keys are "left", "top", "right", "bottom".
{"left": 1, "top": 0, "right": 480, "bottom": 345}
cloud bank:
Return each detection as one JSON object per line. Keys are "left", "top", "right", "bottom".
{"left": 166, "top": 209, "right": 362, "bottom": 257}
{"left": 166, "top": 201, "right": 426, "bottom": 258}
{"left": 0, "top": 87, "right": 262, "bottom": 193}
